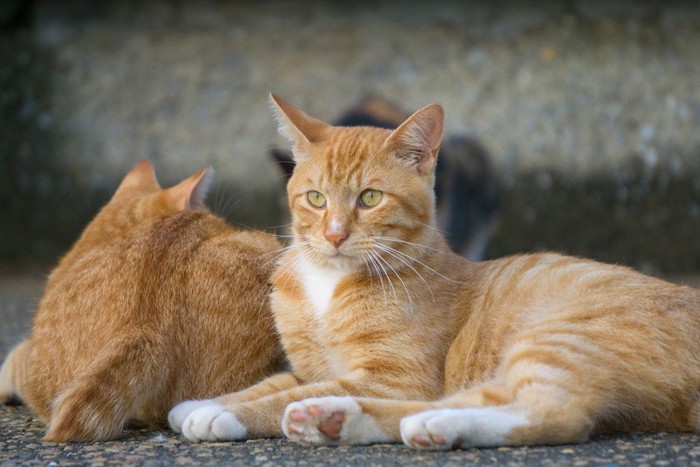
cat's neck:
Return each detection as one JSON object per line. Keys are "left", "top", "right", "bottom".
{"left": 296, "top": 256, "right": 352, "bottom": 318}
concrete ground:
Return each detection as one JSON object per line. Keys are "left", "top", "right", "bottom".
{"left": 1, "top": 272, "right": 699, "bottom": 465}
{"left": 1, "top": 405, "right": 699, "bottom": 466}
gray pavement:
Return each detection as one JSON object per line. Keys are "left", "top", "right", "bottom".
{"left": 1, "top": 273, "right": 699, "bottom": 465}
{"left": 1, "top": 403, "right": 699, "bottom": 466}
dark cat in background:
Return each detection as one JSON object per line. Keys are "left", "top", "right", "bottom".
{"left": 270, "top": 96, "right": 499, "bottom": 260}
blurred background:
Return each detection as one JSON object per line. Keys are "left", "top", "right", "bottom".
{"left": 1, "top": 0, "right": 700, "bottom": 281}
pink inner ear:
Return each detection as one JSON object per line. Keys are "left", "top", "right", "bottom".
{"left": 386, "top": 104, "right": 444, "bottom": 174}
{"left": 167, "top": 167, "right": 214, "bottom": 211}
{"left": 270, "top": 93, "right": 329, "bottom": 146}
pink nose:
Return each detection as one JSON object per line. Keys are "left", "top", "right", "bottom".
{"left": 324, "top": 231, "right": 348, "bottom": 248}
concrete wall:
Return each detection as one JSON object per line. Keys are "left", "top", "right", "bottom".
{"left": 1, "top": 0, "right": 699, "bottom": 273}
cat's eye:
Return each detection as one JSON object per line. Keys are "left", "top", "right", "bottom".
{"left": 359, "top": 189, "right": 383, "bottom": 208}
{"left": 307, "top": 190, "right": 327, "bottom": 208}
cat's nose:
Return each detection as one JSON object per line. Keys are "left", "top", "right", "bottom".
{"left": 324, "top": 231, "right": 348, "bottom": 248}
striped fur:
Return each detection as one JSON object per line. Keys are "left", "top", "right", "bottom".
{"left": 169, "top": 95, "right": 700, "bottom": 449}
{"left": 0, "top": 161, "right": 285, "bottom": 442}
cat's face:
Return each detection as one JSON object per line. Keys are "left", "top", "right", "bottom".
{"left": 271, "top": 94, "right": 444, "bottom": 271}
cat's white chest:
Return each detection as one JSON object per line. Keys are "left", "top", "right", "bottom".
{"left": 298, "top": 257, "right": 350, "bottom": 319}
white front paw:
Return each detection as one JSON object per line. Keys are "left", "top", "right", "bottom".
{"left": 283, "top": 396, "right": 387, "bottom": 445}
{"left": 168, "top": 400, "right": 215, "bottom": 433}
{"left": 171, "top": 400, "right": 246, "bottom": 442}
{"left": 400, "top": 407, "right": 527, "bottom": 449}
{"left": 400, "top": 409, "right": 456, "bottom": 450}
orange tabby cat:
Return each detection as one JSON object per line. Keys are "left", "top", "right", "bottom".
{"left": 168, "top": 94, "right": 700, "bottom": 449}
{"left": 0, "top": 160, "right": 285, "bottom": 442}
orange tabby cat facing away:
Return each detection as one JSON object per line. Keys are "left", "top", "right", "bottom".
{"left": 169, "top": 94, "right": 700, "bottom": 449}
{"left": 0, "top": 161, "right": 285, "bottom": 442}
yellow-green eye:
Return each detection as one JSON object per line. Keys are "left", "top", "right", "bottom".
{"left": 307, "top": 190, "right": 327, "bottom": 208}
{"left": 359, "top": 189, "right": 383, "bottom": 208}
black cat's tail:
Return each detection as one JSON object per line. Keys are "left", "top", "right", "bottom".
{"left": 436, "top": 135, "right": 500, "bottom": 261}
{"left": 0, "top": 340, "right": 30, "bottom": 405}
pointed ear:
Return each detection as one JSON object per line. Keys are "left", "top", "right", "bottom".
{"left": 115, "top": 160, "right": 160, "bottom": 196}
{"left": 384, "top": 103, "right": 444, "bottom": 175}
{"left": 166, "top": 166, "right": 214, "bottom": 211}
{"left": 269, "top": 93, "right": 329, "bottom": 147}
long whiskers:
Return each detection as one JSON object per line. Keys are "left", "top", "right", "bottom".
{"left": 373, "top": 243, "right": 434, "bottom": 304}
{"left": 257, "top": 241, "right": 311, "bottom": 269}
{"left": 373, "top": 235, "right": 452, "bottom": 256}
{"left": 363, "top": 252, "right": 387, "bottom": 305}
{"left": 414, "top": 220, "right": 450, "bottom": 235}
{"left": 276, "top": 245, "right": 318, "bottom": 297}
{"left": 372, "top": 249, "right": 414, "bottom": 312}
{"left": 367, "top": 251, "right": 393, "bottom": 306}
{"left": 372, "top": 238, "right": 459, "bottom": 283}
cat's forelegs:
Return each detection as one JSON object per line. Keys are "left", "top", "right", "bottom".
{"left": 283, "top": 396, "right": 435, "bottom": 445}
{"left": 281, "top": 384, "right": 503, "bottom": 445}
{"left": 168, "top": 371, "right": 302, "bottom": 440}
{"left": 171, "top": 373, "right": 412, "bottom": 442}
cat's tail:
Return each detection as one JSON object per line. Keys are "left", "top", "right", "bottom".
{"left": 44, "top": 334, "right": 166, "bottom": 442}
{"left": 0, "top": 340, "right": 30, "bottom": 405}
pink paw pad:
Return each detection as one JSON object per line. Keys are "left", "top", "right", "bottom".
{"left": 317, "top": 410, "right": 345, "bottom": 441}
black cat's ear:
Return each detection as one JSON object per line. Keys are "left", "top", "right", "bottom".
{"left": 384, "top": 103, "right": 444, "bottom": 175}
{"left": 269, "top": 93, "right": 330, "bottom": 148}
{"left": 270, "top": 148, "right": 296, "bottom": 178}
{"left": 115, "top": 160, "right": 160, "bottom": 196}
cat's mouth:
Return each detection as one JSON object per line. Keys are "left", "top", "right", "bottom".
{"left": 315, "top": 248, "right": 363, "bottom": 270}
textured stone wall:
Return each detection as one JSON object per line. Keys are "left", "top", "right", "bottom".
{"left": 1, "top": 0, "right": 699, "bottom": 273}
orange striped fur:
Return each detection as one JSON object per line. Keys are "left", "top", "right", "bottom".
{"left": 0, "top": 161, "right": 285, "bottom": 442}
{"left": 168, "top": 95, "right": 700, "bottom": 449}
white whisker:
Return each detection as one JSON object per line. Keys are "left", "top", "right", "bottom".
{"left": 258, "top": 241, "right": 311, "bottom": 269}
{"left": 366, "top": 252, "right": 389, "bottom": 306}
{"left": 374, "top": 235, "right": 452, "bottom": 256}
{"left": 373, "top": 249, "right": 414, "bottom": 312}
{"left": 278, "top": 246, "right": 315, "bottom": 296}
{"left": 414, "top": 220, "right": 449, "bottom": 235}
{"left": 373, "top": 243, "right": 435, "bottom": 304}
{"left": 374, "top": 240, "right": 459, "bottom": 284}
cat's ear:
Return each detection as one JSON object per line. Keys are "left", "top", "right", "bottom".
{"left": 166, "top": 166, "right": 214, "bottom": 211}
{"left": 269, "top": 93, "right": 329, "bottom": 147}
{"left": 384, "top": 103, "right": 444, "bottom": 175}
{"left": 115, "top": 160, "right": 160, "bottom": 196}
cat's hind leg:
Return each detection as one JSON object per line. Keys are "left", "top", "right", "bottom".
{"left": 45, "top": 335, "right": 165, "bottom": 442}
{"left": 0, "top": 340, "right": 30, "bottom": 405}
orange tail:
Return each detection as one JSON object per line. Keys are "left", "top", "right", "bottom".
{"left": 0, "top": 340, "right": 30, "bottom": 405}
{"left": 44, "top": 335, "right": 165, "bottom": 442}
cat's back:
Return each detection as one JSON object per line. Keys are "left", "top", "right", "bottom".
{"left": 462, "top": 252, "right": 700, "bottom": 333}
{"left": 446, "top": 252, "right": 700, "bottom": 392}
{"left": 30, "top": 209, "right": 283, "bottom": 416}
